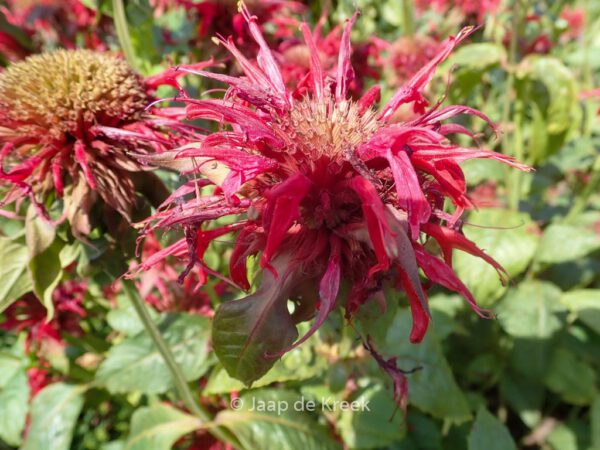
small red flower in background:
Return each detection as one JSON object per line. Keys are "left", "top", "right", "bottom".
{"left": 138, "top": 5, "right": 530, "bottom": 390}
{"left": 151, "top": 0, "right": 304, "bottom": 51}
{"left": 0, "top": 0, "right": 107, "bottom": 54}
{"left": 27, "top": 366, "right": 54, "bottom": 398}
{"left": 376, "top": 35, "right": 443, "bottom": 90}
{"left": 0, "top": 49, "right": 210, "bottom": 237}
{"left": 1, "top": 280, "right": 86, "bottom": 353}
{"left": 132, "top": 233, "right": 219, "bottom": 316}
{"left": 560, "top": 6, "right": 585, "bottom": 42}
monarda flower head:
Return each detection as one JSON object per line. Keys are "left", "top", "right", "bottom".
{"left": 0, "top": 49, "right": 206, "bottom": 237}
{"left": 139, "top": 5, "right": 530, "bottom": 386}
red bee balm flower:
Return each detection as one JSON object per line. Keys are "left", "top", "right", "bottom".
{"left": 141, "top": 6, "right": 530, "bottom": 385}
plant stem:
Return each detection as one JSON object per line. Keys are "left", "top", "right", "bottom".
{"left": 502, "top": 0, "right": 522, "bottom": 210}
{"left": 564, "top": 0, "right": 597, "bottom": 223}
{"left": 112, "top": 0, "right": 138, "bottom": 70}
{"left": 402, "top": 0, "right": 415, "bottom": 36}
{"left": 121, "top": 279, "right": 243, "bottom": 449}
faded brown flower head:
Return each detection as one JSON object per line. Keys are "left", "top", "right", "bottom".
{"left": 0, "top": 49, "right": 148, "bottom": 142}
{"left": 0, "top": 49, "right": 180, "bottom": 237}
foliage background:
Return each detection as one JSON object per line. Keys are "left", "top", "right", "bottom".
{"left": 1, "top": 0, "right": 600, "bottom": 449}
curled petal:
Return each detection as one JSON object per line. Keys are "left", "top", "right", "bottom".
{"left": 386, "top": 149, "right": 431, "bottom": 240}
{"left": 399, "top": 266, "right": 430, "bottom": 343}
{"left": 300, "top": 22, "right": 325, "bottom": 101}
{"left": 422, "top": 223, "right": 508, "bottom": 282}
{"left": 74, "top": 141, "right": 97, "bottom": 189}
{"left": 260, "top": 173, "right": 312, "bottom": 273}
{"left": 273, "top": 235, "right": 342, "bottom": 355}
{"left": 335, "top": 11, "right": 359, "bottom": 102}
{"left": 349, "top": 176, "right": 393, "bottom": 276}
{"left": 414, "top": 244, "right": 492, "bottom": 318}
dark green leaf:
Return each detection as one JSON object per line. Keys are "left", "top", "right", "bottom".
{"left": 336, "top": 382, "right": 406, "bottom": 449}
{"left": 543, "top": 347, "right": 597, "bottom": 405}
{"left": 468, "top": 407, "right": 517, "bottom": 450}
{"left": 204, "top": 335, "right": 326, "bottom": 395}
{"left": 212, "top": 263, "right": 299, "bottom": 386}
{"left": 591, "top": 397, "right": 600, "bottom": 450}
{"left": 377, "top": 309, "right": 471, "bottom": 422}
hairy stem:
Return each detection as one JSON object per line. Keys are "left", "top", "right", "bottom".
{"left": 121, "top": 279, "right": 243, "bottom": 449}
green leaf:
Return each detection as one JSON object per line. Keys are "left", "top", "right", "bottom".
{"left": 543, "top": 347, "right": 597, "bottom": 405}
{"left": 496, "top": 281, "right": 566, "bottom": 338}
{"left": 536, "top": 224, "right": 600, "bottom": 264}
{"left": 378, "top": 309, "right": 471, "bottom": 422}
{"left": 22, "top": 383, "right": 86, "bottom": 450}
{"left": 560, "top": 290, "right": 600, "bottom": 334}
{"left": 336, "top": 382, "right": 406, "bottom": 449}
{"left": 216, "top": 389, "right": 341, "bottom": 450}
{"left": 28, "top": 239, "right": 64, "bottom": 319}
{"left": 25, "top": 205, "right": 56, "bottom": 257}
{"left": 454, "top": 208, "right": 539, "bottom": 306}
{"left": 212, "top": 261, "right": 299, "bottom": 386}
{"left": 519, "top": 56, "right": 578, "bottom": 134}
{"left": 96, "top": 314, "right": 213, "bottom": 394}
{"left": 25, "top": 207, "right": 64, "bottom": 318}
{"left": 547, "top": 423, "right": 579, "bottom": 450}
{"left": 204, "top": 337, "right": 326, "bottom": 395}
{"left": 124, "top": 404, "right": 200, "bottom": 450}
{"left": 107, "top": 294, "right": 159, "bottom": 336}
{"left": 591, "top": 397, "right": 600, "bottom": 450}
{"left": 0, "top": 237, "right": 32, "bottom": 313}
{"left": 500, "top": 375, "right": 544, "bottom": 428}
{"left": 450, "top": 43, "right": 506, "bottom": 70}
{"left": 0, "top": 367, "right": 29, "bottom": 446}
{"left": 468, "top": 407, "right": 517, "bottom": 450}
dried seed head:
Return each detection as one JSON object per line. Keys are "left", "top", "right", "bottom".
{"left": 0, "top": 49, "right": 148, "bottom": 141}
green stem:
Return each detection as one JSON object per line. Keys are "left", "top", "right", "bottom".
{"left": 581, "top": 0, "right": 593, "bottom": 140}
{"left": 564, "top": 0, "right": 596, "bottom": 223}
{"left": 502, "top": 0, "right": 522, "bottom": 210}
{"left": 402, "top": 0, "right": 415, "bottom": 36}
{"left": 112, "top": 0, "right": 138, "bottom": 70}
{"left": 121, "top": 280, "right": 243, "bottom": 449}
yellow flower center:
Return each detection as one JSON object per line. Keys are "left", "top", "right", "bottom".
{"left": 282, "top": 94, "right": 381, "bottom": 160}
